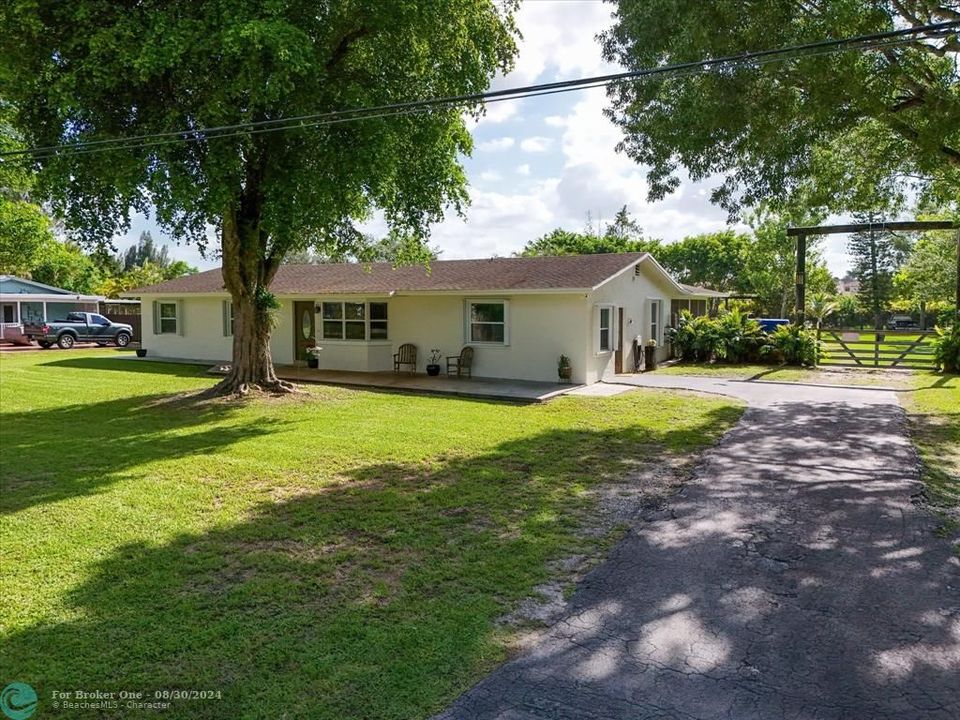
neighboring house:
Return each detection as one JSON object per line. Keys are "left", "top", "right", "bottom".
{"left": 0, "top": 275, "right": 103, "bottom": 345}
{"left": 837, "top": 275, "right": 860, "bottom": 295}
{"left": 126, "top": 253, "right": 725, "bottom": 384}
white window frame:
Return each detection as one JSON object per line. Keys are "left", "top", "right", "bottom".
{"left": 158, "top": 301, "right": 179, "bottom": 335}
{"left": 465, "top": 299, "right": 509, "bottom": 345}
{"left": 649, "top": 298, "right": 663, "bottom": 345}
{"left": 594, "top": 303, "right": 617, "bottom": 355}
{"left": 223, "top": 301, "right": 234, "bottom": 336}
{"left": 318, "top": 300, "right": 389, "bottom": 343}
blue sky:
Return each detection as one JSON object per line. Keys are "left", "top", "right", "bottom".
{"left": 119, "top": 0, "right": 854, "bottom": 275}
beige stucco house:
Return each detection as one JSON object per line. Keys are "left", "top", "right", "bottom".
{"left": 128, "top": 253, "right": 724, "bottom": 385}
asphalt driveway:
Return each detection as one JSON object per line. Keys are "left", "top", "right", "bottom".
{"left": 436, "top": 376, "right": 959, "bottom": 720}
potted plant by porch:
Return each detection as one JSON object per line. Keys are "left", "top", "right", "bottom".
{"left": 306, "top": 345, "right": 322, "bottom": 369}
{"left": 557, "top": 354, "right": 572, "bottom": 382}
{"left": 426, "top": 348, "right": 442, "bottom": 376}
{"left": 644, "top": 339, "right": 658, "bottom": 371}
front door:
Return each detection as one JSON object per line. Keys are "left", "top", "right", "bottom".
{"left": 293, "top": 301, "right": 315, "bottom": 364}
{"left": 1, "top": 304, "right": 15, "bottom": 323}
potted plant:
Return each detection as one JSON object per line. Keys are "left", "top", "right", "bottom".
{"left": 306, "top": 345, "right": 322, "bottom": 369}
{"left": 644, "top": 338, "right": 658, "bottom": 371}
{"left": 135, "top": 348, "right": 147, "bottom": 358}
{"left": 426, "top": 349, "right": 442, "bottom": 376}
{"left": 557, "top": 354, "right": 572, "bottom": 382}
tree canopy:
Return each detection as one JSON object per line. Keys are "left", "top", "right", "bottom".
{"left": 601, "top": 1, "right": 960, "bottom": 215}
{"left": 0, "top": 102, "right": 56, "bottom": 277}
{"left": 895, "top": 218, "right": 959, "bottom": 305}
{"left": 2, "top": 0, "right": 518, "bottom": 393}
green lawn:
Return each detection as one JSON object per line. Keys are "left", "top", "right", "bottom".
{"left": 900, "top": 373, "right": 960, "bottom": 543}
{"left": 0, "top": 350, "right": 742, "bottom": 720}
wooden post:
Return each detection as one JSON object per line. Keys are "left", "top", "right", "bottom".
{"left": 796, "top": 233, "right": 806, "bottom": 325}
{"left": 955, "top": 228, "right": 960, "bottom": 322}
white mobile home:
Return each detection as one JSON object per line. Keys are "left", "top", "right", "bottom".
{"left": 129, "top": 253, "right": 723, "bottom": 385}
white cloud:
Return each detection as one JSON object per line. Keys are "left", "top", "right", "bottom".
{"left": 479, "top": 170, "right": 503, "bottom": 182}
{"left": 516, "top": 164, "right": 531, "bottom": 176}
{"left": 467, "top": 100, "right": 521, "bottom": 130}
{"left": 520, "top": 136, "right": 552, "bottom": 153}
{"left": 492, "top": 0, "right": 617, "bottom": 87}
{"left": 544, "top": 115, "right": 567, "bottom": 128}
{"left": 477, "top": 136, "right": 515, "bottom": 152}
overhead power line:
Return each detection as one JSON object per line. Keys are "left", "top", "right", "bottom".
{"left": 2, "top": 20, "right": 957, "bottom": 160}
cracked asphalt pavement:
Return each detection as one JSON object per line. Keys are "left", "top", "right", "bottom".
{"left": 435, "top": 376, "right": 960, "bottom": 720}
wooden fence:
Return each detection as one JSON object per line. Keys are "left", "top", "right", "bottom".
{"left": 819, "top": 329, "right": 935, "bottom": 370}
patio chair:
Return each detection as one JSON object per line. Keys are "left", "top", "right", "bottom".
{"left": 446, "top": 346, "right": 474, "bottom": 379}
{"left": 393, "top": 343, "right": 417, "bottom": 374}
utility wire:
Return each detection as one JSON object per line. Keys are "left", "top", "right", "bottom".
{"left": 3, "top": 20, "right": 957, "bottom": 160}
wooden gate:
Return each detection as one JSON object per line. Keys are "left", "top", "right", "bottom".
{"left": 819, "top": 329, "right": 935, "bottom": 370}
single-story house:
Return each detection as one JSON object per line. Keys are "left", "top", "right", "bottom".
{"left": 127, "top": 253, "right": 725, "bottom": 385}
{"left": 0, "top": 275, "right": 103, "bottom": 345}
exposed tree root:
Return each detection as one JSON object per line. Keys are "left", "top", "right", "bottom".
{"left": 201, "top": 374, "right": 300, "bottom": 399}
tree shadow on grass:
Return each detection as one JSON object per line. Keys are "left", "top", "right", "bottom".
{"left": 39, "top": 356, "right": 213, "bottom": 378}
{"left": 0, "top": 407, "right": 742, "bottom": 720}
{"left": 437, "top": 401, "right": 960, "bottom": 720}
{"left": 0, "top": 393, "right": 286, "bottom": 515}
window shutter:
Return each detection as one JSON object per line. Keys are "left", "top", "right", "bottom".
{"left": 222, "top": 301, "right": 231, "bottom": 336}
{"left": 176, "top": 300, "right": 184, "bottom": 336}
{"left": 593, "top": 304, "right": 601, "bottom": 355}
{"left": 152, "top": 301, "right": 160, "bottom": 335}
{"left": 613, "top": 306, "right": 621, "bottom": 351}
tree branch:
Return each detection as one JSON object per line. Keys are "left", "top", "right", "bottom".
{"left": 326, "top": 27, "right": 370, "bottom": 73}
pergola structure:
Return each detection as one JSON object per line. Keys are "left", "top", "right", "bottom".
{"left": 787, "top": 221, "right": 960, "bottom": 324}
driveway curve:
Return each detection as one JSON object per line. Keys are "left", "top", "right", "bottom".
{"left": 436, "top": 376, "right": 960, "bottom": 720}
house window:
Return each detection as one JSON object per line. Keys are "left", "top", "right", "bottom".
{"left": 223, "top": 301, "right": 234, "bottom": 336}
{"left": 369, "top": 302, "right": 388, "bottom": 340}
{"left": 321, "top": 301, "right": 387, "bottom": 341}
{"left": 468, "top": 301, "right": 507, "bottom": 344}
{"left": 158, "top": 302, "right": 178, "bottom": 334}
{"left": 650, "top": 300, "right": 662, "bottom": 344}
{"left": 599, "top": 306, "right": 612, "bottom": 352}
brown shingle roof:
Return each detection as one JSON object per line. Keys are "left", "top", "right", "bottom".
{"left": 129, "top": 253, "right": 649, "bottom": 295}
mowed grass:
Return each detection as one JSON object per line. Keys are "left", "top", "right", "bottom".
{"left": 0, "top": 350, "right": 743, "bottom": 720}
{"left": 900, "top": 372, "right": 960, "bottom": 542}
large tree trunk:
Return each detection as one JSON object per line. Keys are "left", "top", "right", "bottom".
{"left": 206, "top": 206, "right": 296, "bottom": 397}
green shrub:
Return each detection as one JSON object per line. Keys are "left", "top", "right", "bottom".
{"left": 932, "top": 324, "right": 960, "bottom": 373}
{"left": 667, "top": 309, "right": 766, "bottom": 363}
{"left": 668, "top": 311, "right": 719, "bottom": 362}
{"left": 761, "top": 323, "right": 819, "bottom": 366}
{"left": 713, "top": 309, "right": 766, "bottom": 363}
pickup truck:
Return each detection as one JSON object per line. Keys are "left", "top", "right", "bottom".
{"left": 24, "top": 312, "right": 134, "bottom": 349}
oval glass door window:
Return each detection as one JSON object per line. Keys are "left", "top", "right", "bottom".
{"left": 301, "top": 309, "right": 312, "bottom": 339}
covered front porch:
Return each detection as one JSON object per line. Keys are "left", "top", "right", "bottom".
{"left": 272, "top": 365, "right": 578, "bottom": 403}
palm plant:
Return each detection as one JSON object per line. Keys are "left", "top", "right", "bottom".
{"left": 808, "top": 291, "right": 838, "bottom": 336}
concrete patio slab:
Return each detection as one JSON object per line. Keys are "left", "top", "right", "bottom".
{"left": 564, "top": 383, "right": 638, "bottom": 397}
{"left": 273, "top": 366, "right": 580, "bottom": 403}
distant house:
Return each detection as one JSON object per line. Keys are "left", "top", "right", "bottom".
{"left": 127, "top": 253, "right": 726, "bottom": 385}
{"left": 837, "top": 275, "right": 860, "bottom": 295}
{"left": 0, "top": 275, "right": 103, "bottom": 345}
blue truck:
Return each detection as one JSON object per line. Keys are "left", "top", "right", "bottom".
{"left": 24, "top": 312, "right": 134, "bottom": 349}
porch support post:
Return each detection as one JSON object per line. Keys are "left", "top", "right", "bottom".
{"left": 796, "top": 233, "right": 806, "bottom": 325}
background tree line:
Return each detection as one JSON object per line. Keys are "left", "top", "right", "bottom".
{"left": 519, "top": 205, "right": 956, "bottom": 324}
